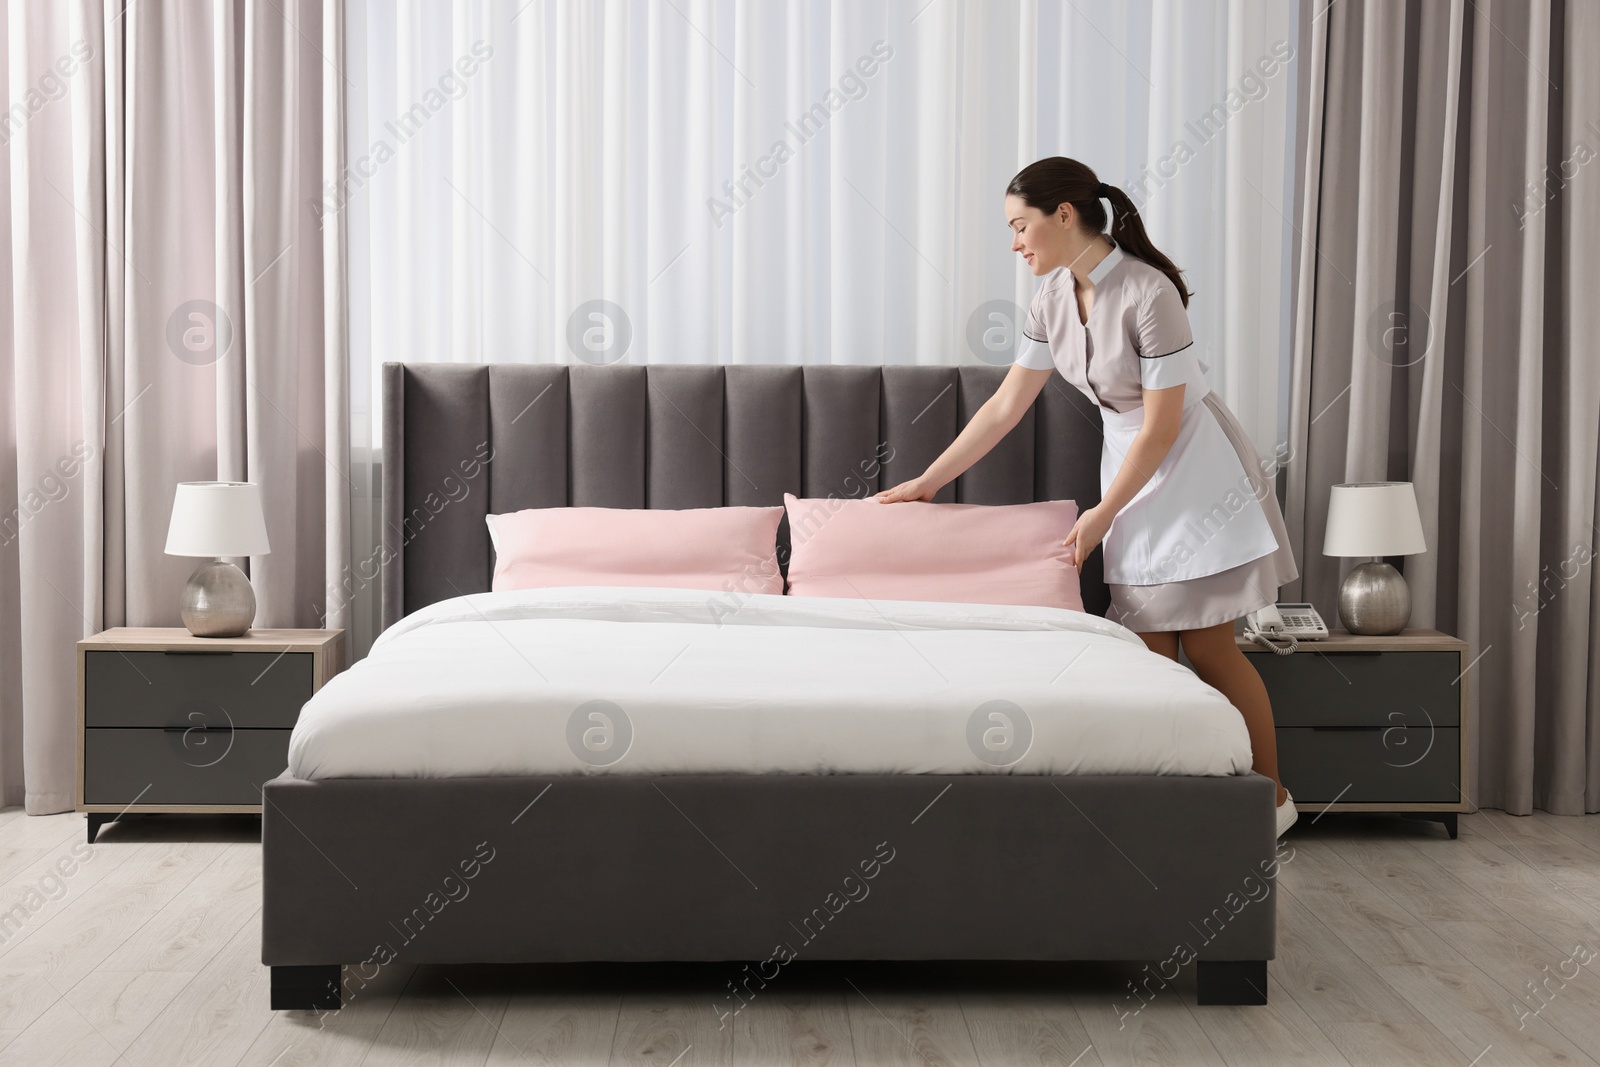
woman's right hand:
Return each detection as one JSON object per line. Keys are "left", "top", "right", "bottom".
{"left": 875, "top": 477, "right": 939, "bottom": 503}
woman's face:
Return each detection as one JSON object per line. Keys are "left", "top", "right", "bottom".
{"left": 1007, "top": 194, "right": 1071, "bottom": 276}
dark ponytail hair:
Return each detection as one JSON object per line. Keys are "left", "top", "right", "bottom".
{"left": 1006, "top": 157, "right": 1190, "bottom": 307}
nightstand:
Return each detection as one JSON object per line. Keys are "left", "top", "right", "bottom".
{"left": 77, "top": 628, "right": 342, "bottom": 842}
{"left": 1237, "top": 628, "right": 1471, "bottom": 838}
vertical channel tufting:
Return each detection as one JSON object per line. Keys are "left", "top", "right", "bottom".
{"left": 646, "top": 366, "right": 725, "bottom": 507}
{"left": 488, "top": 365, "right": 570, "bottom": 516}
{"left": 880, "top": 367, "right": 959, "bottom": 503}
{"left": 399, "top": 364, "right": 491, "bottom": 616}
{"left": 570, "top": 366, "right": 647, "bottom": 507}
{"left": 955, "top": 366, "right": 1034, "bottom": 503}
{"left": 727, "top": 366, "right": 803, "bottom": 572}
{"left": 1036, "top": 375, "right": 1109, "bottom": 615}
{"left": 380, "top": 364, "right": 406, "bottom": 630}
{"left": 1034, "top": 375, "right": 1103, "bottom": 508}
{"left": 723, "top": 366, "right": 801, "bottom": 506}
{"left": 801, "top": 366, "right": 883, "bottom": 500}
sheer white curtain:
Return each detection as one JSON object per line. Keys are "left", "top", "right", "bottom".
{"left": 338, "top": 0, "right": 1298, "bottom": 654}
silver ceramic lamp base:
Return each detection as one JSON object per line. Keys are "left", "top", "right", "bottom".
{"left": 1337, "top": 560, "right": 1411, "bottom": 636}
{"left": 181, "top": 560, "right": 256, "bottom": 638}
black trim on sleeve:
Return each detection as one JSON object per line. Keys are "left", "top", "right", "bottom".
{"left": 1137, "top": 340, "right": 1194, "bottom": 360}
{"left": 1022, "top": 332, "right": 1046, "bottom": 343}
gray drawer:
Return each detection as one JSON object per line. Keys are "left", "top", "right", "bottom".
{"left": 1247, "top": 650, "right": 1460, "bottom": 728}
{"left": 1276, "top": 727, "right": 1461, "bottom": 804}
{"left": 83, "top": 728, "right": 292, "bottom": 806}
{"left": 85, "top": 650, "right": 312, "bottom": 729}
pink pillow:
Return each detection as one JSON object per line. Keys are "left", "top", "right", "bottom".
{"left": 783, "top": 494, "right": 1082, "bottom": 611}
{"left": 488, "top": 506, "right": 785, "bottom": 595}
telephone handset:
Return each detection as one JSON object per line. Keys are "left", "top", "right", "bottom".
{"left": 1244, "top": 602, "right": 1328, "bottom": 655}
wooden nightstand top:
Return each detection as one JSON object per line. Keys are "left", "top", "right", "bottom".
{"left": 1236, "top": 628, "right": 1466, "bottom": 653}
{"left": 80, "top": 627, "right": 343, "bottom": 654}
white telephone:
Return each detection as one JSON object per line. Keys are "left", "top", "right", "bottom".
{"left": 1244, "top": 602, "right": 1328, "bottom": 655}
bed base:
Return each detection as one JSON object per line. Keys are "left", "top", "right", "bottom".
{"left": 262, "top": 771, "right": 1279, "bottom": 1009}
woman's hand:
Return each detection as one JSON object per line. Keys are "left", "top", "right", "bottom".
{"left": 1063, "top": 504, "right": 1113, "bottom": 568}
{"left": 875, "top": 477, "right": 939, "bottom": 503}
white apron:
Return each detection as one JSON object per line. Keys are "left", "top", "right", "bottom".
{"left": 1098, "top": 374, "right": 1279, "bottom": 586}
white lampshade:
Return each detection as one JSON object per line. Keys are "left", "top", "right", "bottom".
{"left": 164, "top": 482, "right": 271, "bottom": 558}
{"left": 1322, "top": 482, "right": 1426, "bottom": 558}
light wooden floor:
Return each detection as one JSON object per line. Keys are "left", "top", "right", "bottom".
{"left": 0, "top": 809, "right": 1596, "bottom": 1066}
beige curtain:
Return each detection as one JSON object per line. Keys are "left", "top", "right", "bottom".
{"left": 0, "top": 0, "right": 347, "bottom": 813}
{"left": 1286, "top": 0, "right": 1599, "bottom": 815}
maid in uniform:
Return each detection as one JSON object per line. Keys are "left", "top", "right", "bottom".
{"left": 878, "top": 156, "right": 1301, "bottom": 836}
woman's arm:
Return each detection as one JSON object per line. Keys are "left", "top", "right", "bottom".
{"left": 1063, "top": 383, "right": 1183, "bottom": 566}
{"left": 876, "top": 365, "right": 1055, "bottom": 502}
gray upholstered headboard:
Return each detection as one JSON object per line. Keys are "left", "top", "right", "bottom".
{"left": 380, "top": 363, "right": 1109, "bottom": 630}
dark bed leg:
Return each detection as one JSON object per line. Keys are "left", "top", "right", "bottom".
{"left": 271, "top": 965, "right": 342, "bottom": 1010}
{"left": 87, "top": 813, "right": 116, "bottom": 843}
{"left": 1196, "top": 960, "right": 1268, "bottom": 1005}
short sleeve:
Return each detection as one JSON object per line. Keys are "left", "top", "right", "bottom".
{"left": 1023, "top": 295, "right": 1047, "bottom": 344}
{"left": 1139, "top": 343, "right": 1205, "bottom": 390}
{"left": 1013, "top": 335, "right": 1054, "bottom": 371}
{"left": 1135, "top": 282, "right": 1197, "bottom": 390}
{"left": 1012, "top": 285, "right": 1053, "bottom": 370}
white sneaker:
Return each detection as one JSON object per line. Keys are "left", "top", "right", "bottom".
{"left": 1275, "top": 790, "right": 1298, "bottom": 837}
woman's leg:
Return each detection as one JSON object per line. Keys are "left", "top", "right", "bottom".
{"left": 1179, "top": 621, "right": 1287, "bottom": 806}
{"left": 1136, "top": 630, "right": 1180, "bottom": 660}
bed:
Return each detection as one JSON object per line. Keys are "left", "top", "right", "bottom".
{"left": 261, "top": 362, "right": 1277, "bottom": 1009}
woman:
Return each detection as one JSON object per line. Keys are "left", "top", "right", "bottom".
{"left": 876, "top": 156, "right": 1301, "bottom": 836}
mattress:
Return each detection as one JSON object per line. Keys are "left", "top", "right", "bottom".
{"left": 286, "top": 586, "right": 1253, "bottom": 780}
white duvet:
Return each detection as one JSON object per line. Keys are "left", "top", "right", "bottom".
{"left": 287, "top": 587, "right": 1253, "bottom": 780}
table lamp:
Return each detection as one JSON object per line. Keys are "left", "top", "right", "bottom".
{"left": 1322, "top": 482, "right": 1427, "bottom": 635}
{"left": 164, "top": 481, "right": 271, "bottom": 637}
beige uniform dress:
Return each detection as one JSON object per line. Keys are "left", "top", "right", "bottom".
{"left": 1015, "top": 238, "right": 1299, "bottom": 632}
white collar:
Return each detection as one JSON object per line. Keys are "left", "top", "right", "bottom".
{"left": 1087, "top": 238, "right": 1123, "bottom": 286}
